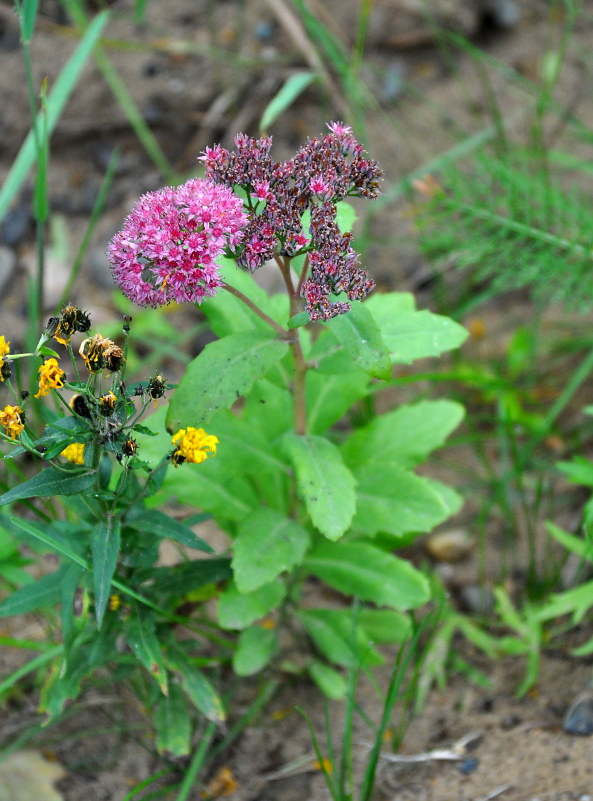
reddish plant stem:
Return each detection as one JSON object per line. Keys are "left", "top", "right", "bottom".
{"left": 221, "top": 283, "right": 286, "bottom": 337}
{"left": 276, "top": 256, "right": 308, "bottom": 436}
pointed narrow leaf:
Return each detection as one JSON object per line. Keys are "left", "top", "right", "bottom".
{"left": 260, "top": 71, "right": 318, "bottom": 131}
{"left": 40, "top": 627, "right": 114, "bottom": 721}
{"left": 326, "top": 302, "right": 392, "bottom": 379}
{"left": 283, "top": 434, "right": 356, "bottom": 540}
{"left": 304, "top": 541, "right": 429, "bottom": 610}
{"left": 125, "top": 508, "right": 213, "bottom": 552}
{"left": 125, "top": 607, "right": 168, "bottom": 695}
{"left": 0, "top": 467, "right": 95, "bottom": 506}
{"left": 9, "top": 516, "right": 87, "bottom": 568}
{"left": 233, "top": 626, "right": 278, "bottom": 676}
{"left": 61, "top": 564, "right": 86, "bottom": 647}
{"left": 232, "top": 508, "right": 309, "bottom": 592}
{"left": 0, "top": 565, "right": 69, "bottom": 617}
{"left": 154, "top": 683, "right": 191, "bottom": 757}
{"left": 91, "top": 518, "right": 121, "bottom": 628}
{"left": 166, "top": 331, "right": 289, "bottom": 431}
{"left": 169, "top": 657, "right": 225, "bottom": 722}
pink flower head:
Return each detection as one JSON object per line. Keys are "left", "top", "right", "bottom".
{"left": 252, "top": 181, "right": 273, "bottom": 202}
{"left": 108, "top": 178, "right": 247, "bottom": 307}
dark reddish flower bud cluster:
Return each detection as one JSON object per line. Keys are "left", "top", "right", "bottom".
{"left": 199, "top": 122, "right": 382, "bottom": 320}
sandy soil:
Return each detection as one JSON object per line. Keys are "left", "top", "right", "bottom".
{"left": 2, "top": 1, "right": 593, "bottom": 799}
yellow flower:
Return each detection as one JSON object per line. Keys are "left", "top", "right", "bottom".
{"left": 35, "top": 358, "right": 65, "bottom": 398}
{"left": 109, "top": 594, "right": 121, "bottom": 611}
{"left": 171, "top": 427, "right": 218, "bottom": 467}
{"left": 60, "top": 443, "right": 85, "bottom": 465}
{"left": 0, "top": 405, "right": 24, "bottom": 440}
{"left": 0, "top": 336, "right": 11, "bottom": 382}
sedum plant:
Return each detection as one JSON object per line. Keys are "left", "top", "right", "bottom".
{"left": 0, "top": 123, "right": 467, "bottom": 754}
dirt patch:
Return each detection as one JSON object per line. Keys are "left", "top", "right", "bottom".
{"left": 2, "top": 1, "right": 593, "bottom": 800}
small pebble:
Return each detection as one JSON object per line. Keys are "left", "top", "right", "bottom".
{"left": 425, "top": 529, "right": 474, "bottom": 563}
{"left": 500, "top": 713, "right": 522, "bottom": 730}
{"left": 563, "top": 692, "right": 593, "bottom": 736}
{"left": 1, "top": 205, "right": 31, "bottom": 247}
{"left": 458, "top": 585, "right": 494, "bottom": 615}
{"left": 458, "top": 757, "right": 479, "bottom": 775}
{"left": 380, "top": 61, "right": 405, "bottom": 103}
{"left": 482, "top": 0, "right": 520, "bottom": 28}
{"left": 88, "top": 246, "right": 116, "bottom": 290}
{"left": 0, "top": 245, "right": 16, "bottom": 295}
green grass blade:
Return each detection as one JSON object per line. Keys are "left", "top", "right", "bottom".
{"left": 20, "top": 0, "right": 40, "bottom": 43}
{"left": 56, "top": 146, "right": 119, "bottom": 310}
{"left": 0, "top": 10, "right": 109, "bottom": 224}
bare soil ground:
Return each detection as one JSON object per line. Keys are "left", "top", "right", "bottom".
{"left": 2, "top": 1, "right": 593, "bottom": 799}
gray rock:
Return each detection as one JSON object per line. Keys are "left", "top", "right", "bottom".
{"left": 88, "top": 246, "right": 117, "bottom": 291}
{"left": 563, "top": 691, "right": 593, "bottom": 736}
{"left": 0, "top": 246, "right": 16, "bottom": 295}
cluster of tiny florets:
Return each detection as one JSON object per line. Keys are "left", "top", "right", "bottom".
{"left": 108, "top": 178, "right": 247, "bottom": 308}
{"left": 199, "top": 122, "right": 383, "bottom": 320}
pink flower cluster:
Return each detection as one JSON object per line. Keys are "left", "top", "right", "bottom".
{"left": 108, "top": 178, "right": 246, "bottom": 307}
{"left": 199, "top": 122, "right": 382, "bottom": 320}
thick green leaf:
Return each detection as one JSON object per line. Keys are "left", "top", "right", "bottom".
{"left": 364, "top": 291, "right": 416, "bottom": 315}
{"left": 125, "top": 508, "right": 213, "bottom": 552}
{"left": 233, "top": 508, "right": 310, "bottom": 592}
{"left": 166, "top": 331, "right": 289, "bottom": 431}
{"left": 0, "top": 467, "right": 95, "bottom": 506}
{"left": 306, "top": 370, "right": 369, "bottom": 435}
{"left": 297, "top": 608, "right": 383, "bottom": 668}
{"left": 341, "top": 400, "right": 465, "bottom": 470}
{"left": 358, "top": 609, "right": 412, "bottom": 643}
{"left": 370, "top": 308, "right": 468, "bottom": 364}
{"left": 0, "top": 12, "right": 110, "bottom": 223}
{"left": 211, "top": 409, "right": 290, "bottom": 477}
{"left": 233, "top": 626, "right": 278, "bottom": 676}
{"left": 307, "top": 659, "right": 346, "bottom": 700}
{"left": 170, "top": 466, "right": 257, "bottom": 523}
{"left": 154, "top": 683, "right": 191, "bottom": 757}
{"left": 308, "top": 329, "right": 357, "bottom": 374}
{"left": 0, "top": 565, "right": 69, "bottom": 617}
{"left": 243, "top": 379, "right": 293, "bottom": 442}
{"left": 91, "top": 518, "right": 121, "bottom": 629}
{"left": 217, "top": 579, "right": 285, "bottom": 630}
{"left": 352, "top": 463, "right": 453, "bottom": 539}
{"left": 125, "top": 607, "right": 168, "bottom": 695}
{"left": 282, "top": 434, "right": 356, "bottom": 541}
{"left": 326, "top": 302, "right": 392, "bottom": 379}
{"left": 260, "top": 71, "right": 318, "bottom": 131}
{"left": 304, "top": 541, "right": 429, "bottom": 610}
